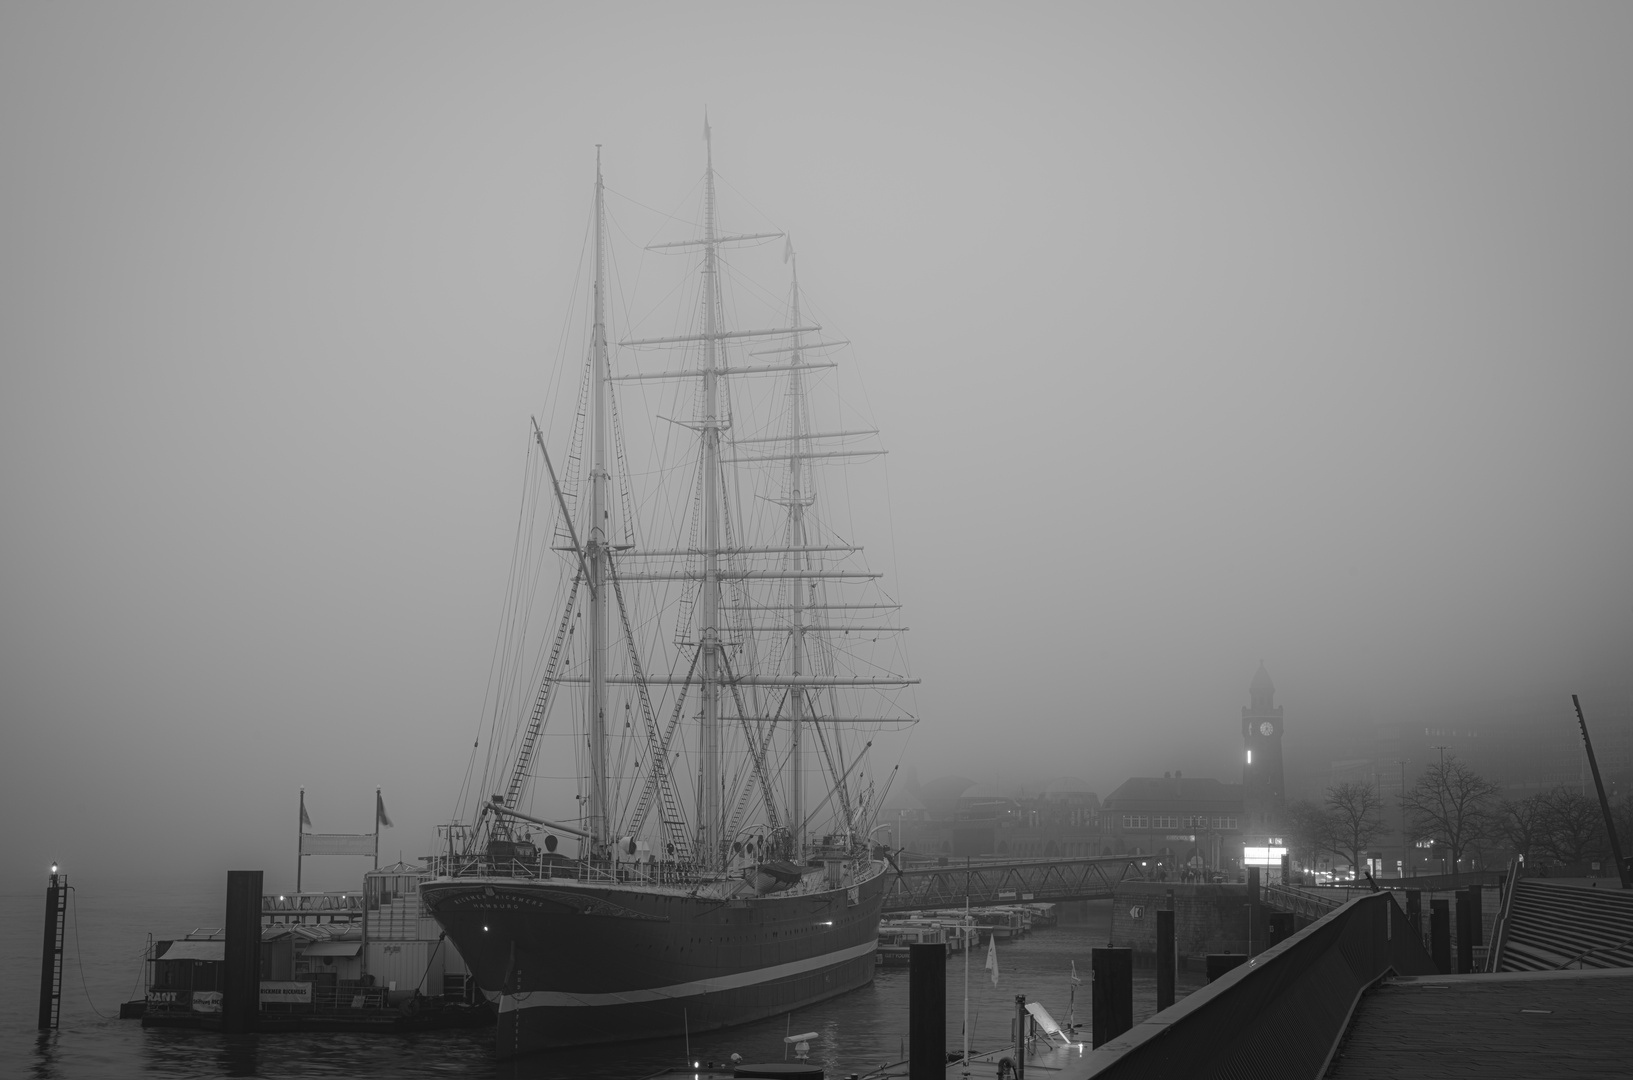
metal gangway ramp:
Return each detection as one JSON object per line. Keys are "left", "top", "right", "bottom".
{"left": 881, "top": 854, "right": 1148, "bottom": 913}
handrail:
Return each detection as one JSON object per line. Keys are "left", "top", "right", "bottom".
{"left": 1484, "top": 859, "right": 1523, "bottom": 972}
{"left": 1077, "top": 891, "right": 1438, "bottom": 1079}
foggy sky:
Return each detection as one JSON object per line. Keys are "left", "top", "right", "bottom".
{"left": 3, "top": 3, "right": 1631, "bottom": 893}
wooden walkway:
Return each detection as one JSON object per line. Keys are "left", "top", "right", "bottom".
{"left": 1326, "top": 969, "right": 1633, "bottom": 1078}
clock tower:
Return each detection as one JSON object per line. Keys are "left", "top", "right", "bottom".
{"left": 1241, "top": 662, "right": 1285, "bottom": 828}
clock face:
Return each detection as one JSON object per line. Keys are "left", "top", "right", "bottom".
{"left": 1259, "top": 722, "right": 1275, "bottom": 736}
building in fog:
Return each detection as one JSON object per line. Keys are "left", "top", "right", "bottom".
{"left": 1100, "top": 771, "right": 1244, "bottom": 873}
{"left": 1101, "top": 664, "right": 1290, "bottom": 876}
{"left": 888, "top": 775, "right": 1102, "bottom": 858}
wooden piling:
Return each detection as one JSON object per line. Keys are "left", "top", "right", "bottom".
{"left": 37, "top": 871, "right": 65, "bottom": 1031}
{"left": 222, "top": 870, "right": 262, "bottom": 1034}
{"left": 1456, "top": 889, "right": 1474, "bottom": 974}
{"left": 908, "top": 941, "right": 945, "bottom": 1080}
{"left": 1156, "top": 909, "right": 1175, "bottom": 1011}
{"left": 1091, "top": 947, "right": 1133, "bottom": 1048}
{"left": 1430, "top": 897, "right": 1451, "bottom": 974}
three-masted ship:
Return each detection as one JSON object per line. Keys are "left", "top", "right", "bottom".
{"left": 420, "top": 127, "right": 920, "bottom": 1057}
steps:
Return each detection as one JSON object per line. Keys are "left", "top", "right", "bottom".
{"left": 1494, "top": 879, "right": 1633, "bottom": 971}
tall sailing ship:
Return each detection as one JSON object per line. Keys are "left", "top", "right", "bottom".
{"left": 420, "top": 127, "right": 920, "bottom": 1057}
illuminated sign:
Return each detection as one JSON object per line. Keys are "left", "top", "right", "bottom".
{"left": 1242, "top": 846, "right": 1287, "bottom": 867}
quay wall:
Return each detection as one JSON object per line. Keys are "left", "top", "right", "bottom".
{"left": 1110, "top": 882, "right": 1248, "bottom": 957}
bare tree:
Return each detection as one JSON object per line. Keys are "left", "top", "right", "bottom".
{"left": 1495, "top": 793, "right": 1549, "bottom": 863}
{"left": 1284, "top": 798, "right": 1337, "bottom": 874}
{"left": 1326, "top": 781, "right": 1388, "bottom": 875}
{"left": 1404, "top": 756, "right": 1500, "bottom": 878}
{"left": 1537, "top": 786, "right": 1607, "bottom": 866}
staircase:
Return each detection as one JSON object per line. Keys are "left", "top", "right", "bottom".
{"left": 1492, "top": 878, "right": 1633, "bottom": 971}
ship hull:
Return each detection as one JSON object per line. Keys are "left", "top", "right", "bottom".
{"left": 420, "top": 862, "right": 886, "bottom": 1057}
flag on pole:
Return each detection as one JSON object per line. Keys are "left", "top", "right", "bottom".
{"left": 985, "top": 933, "right": 1000, "bottom": 987}
{"left": 1070, "top": 960, "right": 1081, "bottom": 985}
{"left": 376, "top": 789, "right": 394, "bottom": 830}
{"left": 299, "top": 789, "right": 312, "bottom": 832}
{"left": 783, "top": 236, "right": 794, "bottom": 264}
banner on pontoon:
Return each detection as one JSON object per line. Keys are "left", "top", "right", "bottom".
{"left": 300, "top": 833, "right": 374, "bottom": 856}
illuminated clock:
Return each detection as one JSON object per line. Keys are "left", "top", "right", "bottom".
{"left": 1259, "top": 722, "right": 1275, "bottom": 736}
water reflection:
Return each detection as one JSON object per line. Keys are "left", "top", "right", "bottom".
{"left": 215, "top": 1034, "right": 258, "bottom": 1077}
{"left": 32, "top": 1031, "right": 59, "bottom": 1080}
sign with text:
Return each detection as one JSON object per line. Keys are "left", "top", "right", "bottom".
{"left": 259, "top": 981, "right": 313, "bottom": 1004}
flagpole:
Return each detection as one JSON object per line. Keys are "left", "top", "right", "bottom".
{"left": 297, "top": 788, "right": 305, "bottom": 892}
{"left": 374, "top": 788, "right": 381, "bottom": 871}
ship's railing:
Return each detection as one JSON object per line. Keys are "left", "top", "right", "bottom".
{"left": 428, "top": 854, "right": 716, "bottom": 887}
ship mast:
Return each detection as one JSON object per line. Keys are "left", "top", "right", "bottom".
{"left": 699, "top": 120, "right": 724, "bottom": 868}
{"left": 587, "top": 147, "right": 611, "bottom": 854}
{"left": 786, "top": 242, "right": 808, "bottom": 859}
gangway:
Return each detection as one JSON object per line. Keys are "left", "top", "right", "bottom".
{"left": 881, "top": 854, "right": 1148, "bottom": 913}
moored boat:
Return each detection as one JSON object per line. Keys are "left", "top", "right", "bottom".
{"left": 421, "top": 124, "right": 919, "bottom": 1057}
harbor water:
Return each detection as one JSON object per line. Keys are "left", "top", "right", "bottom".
{"left": 2, "top": 881, "right": 1202, "bottom": 1079}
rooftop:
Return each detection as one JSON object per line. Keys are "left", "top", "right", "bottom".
{"left": 1326, "top": 968, "right": 1633, "bottom": 1078}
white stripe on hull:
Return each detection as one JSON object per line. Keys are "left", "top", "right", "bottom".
{"left": 498, "top": 938, "right": 879, "bottom": 1011}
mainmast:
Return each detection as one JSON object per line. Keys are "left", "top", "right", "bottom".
{"left": 699, "top": 120, "right": 724, "bottom": 868}
{"left": 786, "top": 242, "right": 808, "bottom": 858}
{"left": 586, "top": 147, "right": 611, "bottom": 854}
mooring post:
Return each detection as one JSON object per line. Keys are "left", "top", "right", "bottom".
{"left": 1156, "top": 908, "right": 1175, "bottom": 1011}
{"left": 1091, "top": 947, "right": 1133, "bottom": 1048}
{"left": 1430, "top": 897, "right": 1451, "bottom": 974}
{"left": 908, "top": 942, "right": 946, "bottom": 1080}
{"left": 37, "top": 866, "right": 66, "bottom": 1030}
{"left": 1455, "top": 889, "right": 1474, "bottom": 974}
{"left": 222, "top": 870, "right": 262, "bottom": 1033}
{"left": 1014, "top": 994, "right": 1027, "bottom": 1080}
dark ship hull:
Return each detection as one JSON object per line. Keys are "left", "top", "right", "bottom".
{"left": 420, "top": 861, "right": 886, "bottom": 1057}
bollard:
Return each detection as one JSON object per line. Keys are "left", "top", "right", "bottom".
{"left": 1280, "top": 852, "right": 1291, "bottom": 886}
{"left": 908, "top": 942, "right": 946, "bottom": 1080}
{"left": 1091, "top": 948, "right": 1133, "bottom": 1048}
{"left": 1430, "top": 897, "right": 1451, "bottom": 974}
{"left": 222, "top": 870, "right": 262, "bottom": 1034}
{"left": 1156, "top": 909, "right": 1175, "bottom": 1011}
{"left": 1456, "top": 890, "right": 1474, "bottom": 974}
